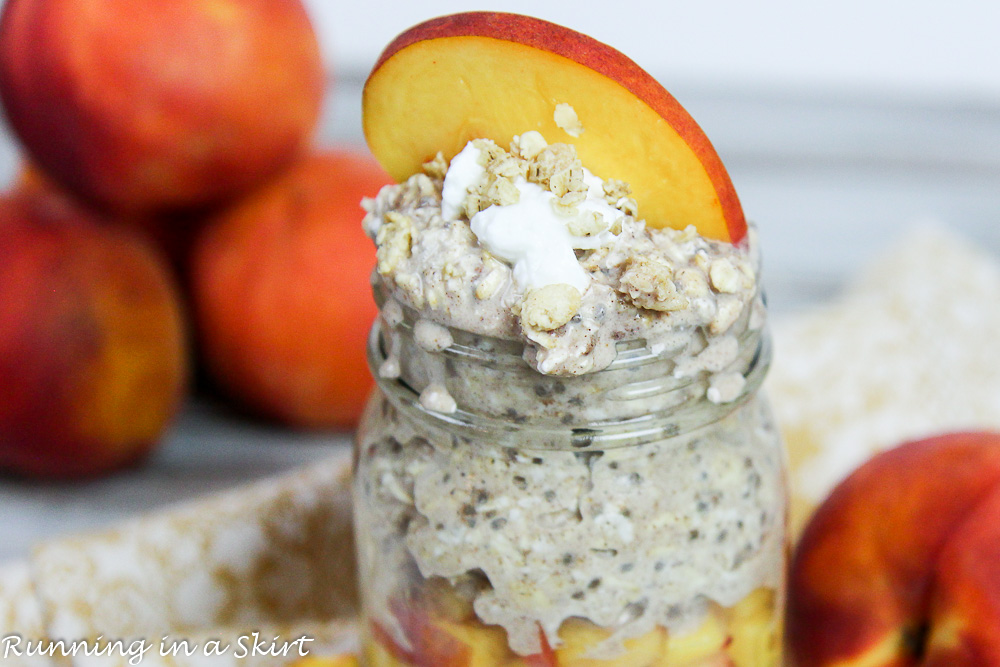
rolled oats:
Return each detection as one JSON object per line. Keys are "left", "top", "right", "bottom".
{"left": 674, "top": 268, "right": 712, "bottom": 299}
{"left": 375, "top": 212, "right": 414, "bottom": 275}
{"left": 472, "top": 138, "right": 507, "bottom": 165}
{"left": 422, "top": 153, "right": 449, "bottom": 179}
{"left": 619, "top": 255, "right": 690, "bottom": 312}
{"left": 486, "top": 176, "right": 521, "bottom": 207}
{"left": 615, "top": 197, "right": 639, "bottom": 219}
{"left": 554, "top": 102, "right": 585, "bottom": 137}
{"left": 521, "top": 284, "right": 583, "bottom": 331}
{"left": 488, "top": 155, "right": 529, "bottom": 180}
{"left": 510, "top": 130, "right": 548, "bottom": 160}
{"left": 548, "top": 165, "right": 586, "bottom": 197}
{"left": 709, "top": 259, "right": 741, "bottom": 293}
{"left": 566, "top": 211, "right": 607, "bottom": 237}
{"left": 529, "top": 144, "right": 580, "bottom": 190}
{"left": 411, "top": 173, "right": 439, "bottom": 198}
{"left": 603, "top": 179, "right": 631, "bottom": 202}
{"left": 710, "top": 294, "right": 743, "bottom": 334}
{"left": 462, "top": 192, "right": 485, "bottom": 219}
{"left": 475, "top": 264, "right": 507, "bottom": 300}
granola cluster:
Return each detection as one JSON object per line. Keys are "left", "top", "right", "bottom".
{"left": 520, "top": 283, "right": 583, "bottom": 331}
{"left": 440, "top": 133, "right": 637, "bottom": 230}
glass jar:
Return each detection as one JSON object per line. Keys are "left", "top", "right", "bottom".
{"left": 353, "top": 288, "right": 787, "bottom": 667}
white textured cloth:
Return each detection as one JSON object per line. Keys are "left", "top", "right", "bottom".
{"left": 767, "top": 224, "right": 1000, "bottom": 530}
{"left": 0, "top": 450, "right": 356, "bottom": 666}
{"left": 0, "top": 561, "right": 49, "bottom": 666}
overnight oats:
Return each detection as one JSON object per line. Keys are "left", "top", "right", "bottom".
{"left": 354, "top": 12, "right": 787, "bottom": 667}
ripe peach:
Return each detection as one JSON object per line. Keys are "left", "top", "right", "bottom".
{"left": 0, "top": 190, "right": 187, "bottom": 478}
{"left": 191, "top": 150, "right": 392, "bottom": 429}
{"left": 923, "top": 484, "right": 1000, "bottom": 665}
{"left": 363, "top": 12, "right": 745, "bottom": 243}
{"left": 15, "top": 162, "right": 202, "bottom": 283}
{"left": 788, "top": 431, "right": 1000, "bottom": 667}
{"left": 0, "top": 0, "right": 324, "bottom": 214}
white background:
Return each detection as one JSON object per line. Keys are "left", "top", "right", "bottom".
{"left": 306, "top": 0, "right": 1000, "bottom": 102}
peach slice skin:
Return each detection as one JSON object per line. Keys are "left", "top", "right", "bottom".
{"left": 788, "top": 432, "right": 1000, "bottom": 667}
{"left": 363, "top": 12, "right": 746, "bottom": 244}
{"left": 923, "top": 484, "right": 1000, "bottom": 666}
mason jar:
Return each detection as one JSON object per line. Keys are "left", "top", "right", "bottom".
{"left": 352, "top": 280, "right": 787, "bottom": 667}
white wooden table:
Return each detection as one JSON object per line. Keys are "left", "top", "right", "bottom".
{"left": 2, "top": 73, "right": 999, "bottom": 562}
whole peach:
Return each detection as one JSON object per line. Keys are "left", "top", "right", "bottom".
{"left": 0, "top": 0, "right": 324, "bottom": 214}
{"left": 191, "top": 150, "right": 391, "bottom": 429}
{"left": 0, "top": 191, "right": 188, "bottom": 478}
{"left": 789, "top": 431, "right": 1000, "bottom": 667}
{"left": 924, "top": 483, "right": 1000, "bottom": 665}
{"left": 15, "top": 162, "right": 203, "bottom": 285}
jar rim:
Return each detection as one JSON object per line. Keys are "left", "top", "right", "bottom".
{"left": 368, "top": 320, "right": 772, "bottom": 451}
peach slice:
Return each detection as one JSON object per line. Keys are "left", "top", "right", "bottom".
{"left": 364, "top": 640, "right": 404, "bottom": 667}
{"left": 286, "top": 658, "right": 359, "bottom": 667}
{"left": 372, "top": 615, "right": 472, "bottom": 666}
{"left": 725, "top": 589, "right": 781, "bottom": 667}
{"left": 363, "top": 12, "right": 746, "bottom": 243}
{"left": 556, "top": 618, "right": 667, "bottom": 666}
{"left": 660, "top": 611, "right": 732, "bottom": 666}
{"left": 516, "top": 629, "right": 557, "bottom": 667}
{"left": 438, "top": 620, "right": 511, "bottom": 666}
{"left": 788, "top": 431, "right": 1000, "bottom": 667}
{"left": 375, "top": 597, "right": 515, "bottom": 667}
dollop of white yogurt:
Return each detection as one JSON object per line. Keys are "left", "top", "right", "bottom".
{"left": 441, "top": 139, "right": 625, "bottom": 294}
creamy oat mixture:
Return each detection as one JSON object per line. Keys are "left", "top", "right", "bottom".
{"left": 357, "top": 132, "right": 781, "bottom": 657}
{"left": 363, "top": 132, "right": 763, "bottom": 386}
{"left": 357, "top": 394, "right": 784, "bottom": 657}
